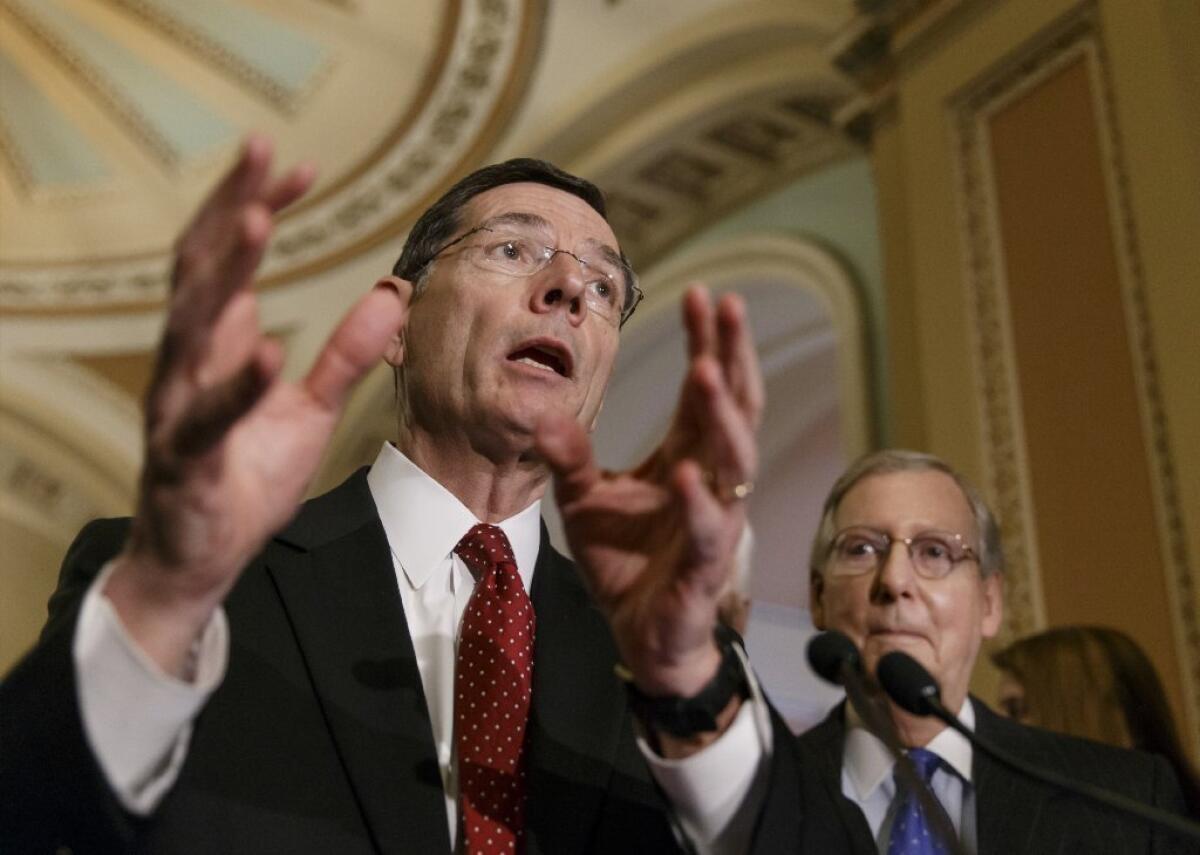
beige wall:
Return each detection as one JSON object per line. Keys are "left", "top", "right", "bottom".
{"left": 871, "top": 0, "right": 1200, "bottom": 754}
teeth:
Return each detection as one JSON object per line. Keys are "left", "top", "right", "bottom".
{"left": 517, "top": 355, "right": 557, "bottom": 373}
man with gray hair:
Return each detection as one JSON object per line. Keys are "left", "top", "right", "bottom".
{"left": 751, "top": 448, "right": 1193, "bottom": 854}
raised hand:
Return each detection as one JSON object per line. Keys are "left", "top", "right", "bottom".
{"left": 104, "top": 137, "right": 410, "bottom": 676}
{"left": 536, "top": 286, "right": 764, "bottom": 703}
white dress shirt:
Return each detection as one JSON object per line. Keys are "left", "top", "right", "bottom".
{"left": 73, "top": 562, "right": 229, "bottom": 814}
{"left": 842, "top": 699, "right": 978, "bottom": 854}
{"left": 73, "top": 443, "right": 769, "bottom": 852}
{"left": 366, "top": 443, "right": 542, "bottom": 844}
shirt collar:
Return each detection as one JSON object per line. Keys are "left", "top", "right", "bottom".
{"left": 843, "top": 697, "right": 976, "bottom": 801}
{"left": 366, "top": 443, "right": 542, "bottom": 592}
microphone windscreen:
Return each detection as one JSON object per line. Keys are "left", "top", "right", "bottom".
{"left": 877, "top": 650, "right": 941, "bottom": 716}
{"left": 806, "top": 630, "right": 861, "bottom": 686}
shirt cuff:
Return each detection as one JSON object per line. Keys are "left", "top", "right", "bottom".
{"left": 637, "top": 648, "right": 773, "bottom": 852}
{"left": 73, "top": 560, "right": 229, "bottom": 815}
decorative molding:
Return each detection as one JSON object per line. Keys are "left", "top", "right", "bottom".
{"left": 1, "top": 0, "right": 234, "bottom": 169}
{"left": 0, "top": 0, "right": 545, "bottom": 313}
{"left": 829, "top": 13, "right": 893, "bottom": 85}
{"left": 829, "top": 0, "right": 937, "bottom": 88}
{"left": 953, "top": 90, "right": 1043, "bottom": 647}
{"left": 0, "top": 358, "right": 141, "bottom": 535}
{"left": 828, "top": 0, "right": 988, "bottom": 141}
{"left": 1086, "top": 18, "right": 1200, "bottom": 754}
{"left": 635, "top": 232, "right": 874, "bottom": 461}
{"left": 106, "top": 0, "right": 333, "bottom": 114}
{"left": 951, "top": 3, "right": 1200, "bottom": 743}
{"left": 0, "top": 442, "right": 104, "bottom": 536}
{"left": 597, "top": 87, "right": 857, "bottom": 272}
{"left": 831, "top": 84, "right": 895, "bottom": 145}
{"left": 951, "top": 7, "right": 1082, "bottom": 644}
{"left": 0, "top": 50, "right": 113, "bottom": 195}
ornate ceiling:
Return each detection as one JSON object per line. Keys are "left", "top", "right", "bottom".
{"left": 0, "top": 0, "right": 870, "bottom": 675}
{"left": 0, "top": 0, "right": 541, "bottom": 309}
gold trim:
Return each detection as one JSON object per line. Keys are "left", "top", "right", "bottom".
{"left": 0, "top": 0, "right": 461, "bottom": 270}
{"left": 280, "top": 0, "right": 464, "bottom": 217}
{"left": 951, "top": 2, "right": 1200, "bottom": 747}
{"left": 0, "top": 116, "right": 36, "bottom": 195}
{"left": 0, "top": 377, "right": 137, "bottom": 509}
{"left": 1087, "top": 18, "right": 1200, "bottom": 757}
{"left": 0, "top": 0, "right": 185, "bottom": 167}
{"left": 0, "top": 0, "right": 547, "bottom": 314}
{"left": 265, "top": 0, "right": 546, "bottom": 281}
{"left": 105, "top": 0, "right": 335, "bottom": 114}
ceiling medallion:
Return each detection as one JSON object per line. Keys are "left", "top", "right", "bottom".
{"left": 0, "top": 0, "right": 542, "bottom": 312}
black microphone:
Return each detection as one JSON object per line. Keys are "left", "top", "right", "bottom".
{"left": 876, "top": 647, "right": 942, "bottom": 716}
{"left": 806, "top": 628, "right": 862, "bottom": 687}
{"left": 806, "top": 632, "right": 967, "bottom": 855}
{"left": 876, "top": 650, "right": 1200, "bottom": 843}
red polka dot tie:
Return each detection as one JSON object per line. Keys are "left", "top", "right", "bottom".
{"left": 454, "top": 524, "right": 535, "bottom": 853}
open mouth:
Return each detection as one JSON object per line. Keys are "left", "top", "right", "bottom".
{"left": 507, "top": 339, "right": 572, "bottom": 378}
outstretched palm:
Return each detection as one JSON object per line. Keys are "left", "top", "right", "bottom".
{"left": 107, "top": 137, "right": 409, "bottom": 674}
{"left": 538, "top": 288, "right": 763, "bottom": 696}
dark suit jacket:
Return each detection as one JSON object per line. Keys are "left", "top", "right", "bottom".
{"left": 1, "top": 469, "right": 683, "bottom": 854}
{"left": 750, "top": 699, "right": 1196, "bottom": 855}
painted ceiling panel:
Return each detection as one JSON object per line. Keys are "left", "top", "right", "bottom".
{"left": 109, "top": 0, "right": 327, "bottom": 107}
{"left": 0, "top": 48, "right": 110, "bottom": 187}
{"left": 0, "top": 0, "right": 528, "bottom": 305}
{"left": 6, "top": 0, "right": 235, "bottom": 164}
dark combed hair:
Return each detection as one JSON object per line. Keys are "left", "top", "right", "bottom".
{"left": 391, "top": 157, "right": 636, "bottom": 314}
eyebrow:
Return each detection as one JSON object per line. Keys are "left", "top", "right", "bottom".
{"left": 477, "top": 212, "right": 553, "bottom": 232}
{"left": 476, "top": 211, "right": 624, "bottom": 268}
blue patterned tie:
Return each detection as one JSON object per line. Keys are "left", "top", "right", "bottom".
{"left": 886, "top": 747, "right": 952, "bottom": 855}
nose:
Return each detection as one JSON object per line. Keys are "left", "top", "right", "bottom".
{"left": 869, "top": 541, "right": 919, "bottom": 604}
{"left": 530, "top": 251, "right": 587, "bottom": 325}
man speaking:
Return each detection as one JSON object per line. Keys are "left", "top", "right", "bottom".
{"left": 1, "top": 138, "right": 768, "bottom": 854}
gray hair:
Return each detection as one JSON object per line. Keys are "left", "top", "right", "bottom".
{"left": 808, "top": 449, "right": 1004, "bottom": 579}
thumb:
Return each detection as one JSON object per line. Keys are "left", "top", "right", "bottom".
{"left": 535, "top": 413, "right": 599, "bottom": 507}
{"left": 305, "top": 280, "right": 411, "bottom": 410}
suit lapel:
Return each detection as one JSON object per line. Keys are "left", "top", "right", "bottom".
{"left": 798, "top": 707, "right": 878, "bottom": 854}
{"left": 972, "top": 699, "right": 1049, "bottom": 855}
{"left": 523, "top": 528, "right": 631, "bottom": 852}
{"left": 267, "top": 470, "right": 451, "bottom": 855}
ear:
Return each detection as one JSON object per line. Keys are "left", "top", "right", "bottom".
{"left": 375, "top": 276, "right": 412, "bottom": 368}
{"left": 979, "top": 572, "right": 1005, "bottom": 640}
{"left": 809, "top": 569, "right": 827, "bottom": 629}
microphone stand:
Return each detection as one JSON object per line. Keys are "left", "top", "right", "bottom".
{"left": 836, "top": 661, "right": 969, "bottom": 855}
{"left": 877, "top": 649, "right": 1200, "bottom": 844}
{"left": 921, "top": 695, "right": 1200, "bottom": 844}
